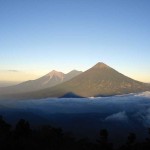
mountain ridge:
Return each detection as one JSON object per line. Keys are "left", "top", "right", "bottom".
{"left": 3, "top": 62, "right": 149, "bottom": 99}
{"left": 0, "top": 70, "right": 82, "bottom": 95}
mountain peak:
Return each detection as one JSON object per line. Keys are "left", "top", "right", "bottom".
{"left": 67, "top": 70, "right": 82, "bottom": 74}
{"left": 46, "top": 70, "right": 64, "bottom": 78}
{"left": 93, "top": 62, "right": 109, "bottom": 69}
{"left": 51, "top": 70, "right": 59, "bottom": 73}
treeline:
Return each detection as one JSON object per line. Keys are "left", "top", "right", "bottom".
{"left": 0, "top": 116, "right": 150, "bottom": 150}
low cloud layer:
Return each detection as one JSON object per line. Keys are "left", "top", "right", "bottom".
{"left": 0, "top": 92, "right": 150, "bottom": 130}
{"left": 105, "top": 111, "right": 128, "bottom": 122}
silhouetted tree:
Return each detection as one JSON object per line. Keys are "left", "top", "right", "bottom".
{"left": 0, "top": 115, "right": 11, "bottom": 150}
{"left": 139, "top": 128, "right": 150, "bottom": 150}
{"left": 2, "top": 115, "right": 150, "bottom": 150}
{"left": 127, "top": 133, "right": 136, "bottom": 145}
{"left": 0, "top": 115, "right": 11, "bottom": 136}
{"left": 14, "top": 119, "right": 32, "bottom": 138}
{"left": 97, "top": 129, "right": 113, "bottom": 150}
{"left": 119, "top": 132, "right": 137, "bottom": 150}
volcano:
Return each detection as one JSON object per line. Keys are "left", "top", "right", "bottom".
{"left": 10, "top": 62, "right": 150, "bottom": 99}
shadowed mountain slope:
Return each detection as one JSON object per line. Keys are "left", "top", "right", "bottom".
{"left": 6, "top": 62, "right": 150, "bottom": 99}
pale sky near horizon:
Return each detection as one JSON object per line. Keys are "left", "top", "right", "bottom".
{"left": 0, "top": 0, "right": 150, "bottom": 83}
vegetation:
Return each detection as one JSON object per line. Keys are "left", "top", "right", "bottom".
{"left": 0, "top": 116, "right": 150, "bottom": 150}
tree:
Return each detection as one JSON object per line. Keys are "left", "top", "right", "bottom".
{"left": 14, "top": 119, "right": 32, "bottom": 138}
{"left": 97, "top": 129, "right": 113, "bottom": 150}
{"left": 0, "top": 115, "right": 11, "bottom": 137}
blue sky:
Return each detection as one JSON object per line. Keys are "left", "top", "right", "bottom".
{"left": 0, "top": 0, "right": 150, "bottom": 82}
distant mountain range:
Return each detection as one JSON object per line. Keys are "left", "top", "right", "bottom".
{"left": 0, "top": 70, "right": 82, "bottom": 95}
{"left": 0, "top": 81, "right": 19, "bottom": 87}
{"left": 0, "top": 62, "right": 150, "bottom": 99}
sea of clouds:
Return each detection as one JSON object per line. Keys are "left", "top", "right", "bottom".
{"left": 0, "top": 92, "right": 150, "bottom": 141}
{"left": 0, "top": 92, "right": 150, "bottom": 124}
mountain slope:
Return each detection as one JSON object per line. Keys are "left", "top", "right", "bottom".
{"left": 9, "top": 62, "right": 150, "bottom": 99}
{"left": 0, "top": 70, "right": 82, "bottom": 95}
{"left": 64, "top": 70, "right": 83, "bottom": 82}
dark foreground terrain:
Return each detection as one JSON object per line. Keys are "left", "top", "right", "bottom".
{"left": 0, "top": 92, "right": 150, "bottom": 149}
{"left": 1, "top": 116, "right": 150, "bottom": 150}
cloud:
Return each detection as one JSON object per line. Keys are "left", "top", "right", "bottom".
{"left": 105, "top": 111, "right": 128, "bottom": 122}
{"left": 0, "top": 92, "right": 150, "bottom": 125}
{"left": 7, "top": 70, "right": 20, "bottom": 72}
{"left": 135, "top": 91, "right": 150, "bottom": 98}
{"left": 0, "top": 70, "right": 38, "bottom": 82}
{"left": 139, "top": 108, "right": 150, "bottom": 127}
{"left": 0, "top": 70, "right": 20, "bottom": 73}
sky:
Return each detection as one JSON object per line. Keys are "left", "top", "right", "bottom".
{"left": 0, "top": 0, "right": 150, "bottom": 83}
